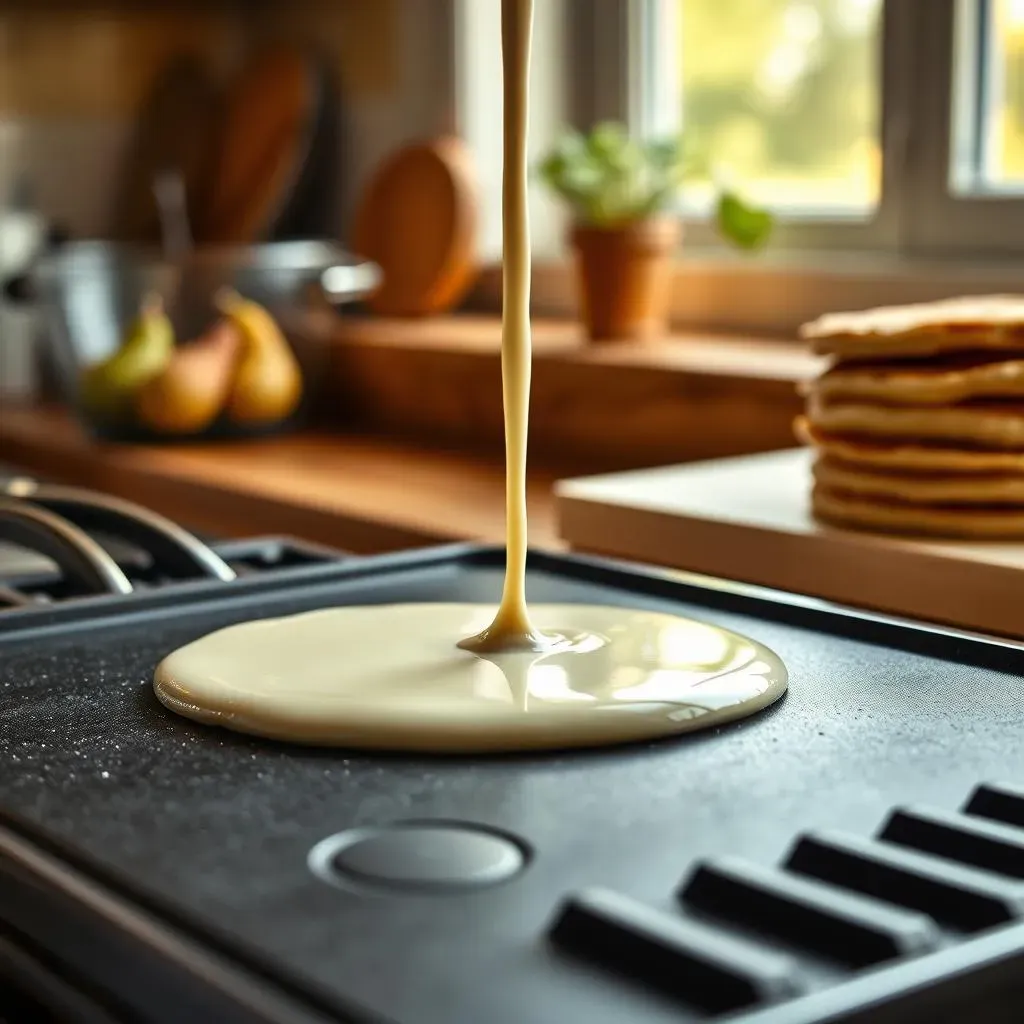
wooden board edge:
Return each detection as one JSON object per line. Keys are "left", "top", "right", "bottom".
{"left": 556, "top": 493, "right": 1024, "bottom": 640}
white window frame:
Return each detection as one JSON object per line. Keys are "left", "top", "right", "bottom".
{"left": 452, "top": 0, "right": 571, "bottom": 262}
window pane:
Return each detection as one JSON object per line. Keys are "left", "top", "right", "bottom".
{"left": 678, "top": 0, "right": 883, "bottom": 215}
{"left": 977, "top": 0, "right": 1024, "bottom": 186}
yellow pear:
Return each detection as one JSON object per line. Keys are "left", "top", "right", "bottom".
{"left": 217, "top": 289, "right": 303, "bottom": 426}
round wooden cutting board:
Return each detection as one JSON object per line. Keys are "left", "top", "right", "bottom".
{"left": 352, "top": 137, "right": 478, "bottom": 317}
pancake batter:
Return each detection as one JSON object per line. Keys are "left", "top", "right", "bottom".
{"left": 155, "top": 604, "right": 785, "bottom": 752}
{"left": 459, "top": 0, "right": 541, "bottom": 653}
{"left": 154, "top": 0, "right": 788, "bottom": 751}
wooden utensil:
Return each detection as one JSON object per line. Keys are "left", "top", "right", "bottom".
{"left": 195, "top": 46, "right": 321, "bottom": 245}
{"left": 272, "top": 57, "right": 343, "bottom": 241}
{"left": 352, "top": 136, "right": 478, "bottom": 317}
{"left": 109, "top": 54, "right": 220, "bottom": 245}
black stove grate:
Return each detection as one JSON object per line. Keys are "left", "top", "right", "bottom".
{"left": 0, "top": 535, "right": 348, "bottom": 623}
{"left": 0, "top": 477, "right": 350, "bottom": 620}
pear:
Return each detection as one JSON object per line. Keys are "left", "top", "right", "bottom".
{"left": 217, "top": 289, "right": 303, "bottom": 426}
{"left": 135, "top": 318, "right": 242, "bottom": 435}
{"left": 80, "top": 294, "right": 174, "bottom": 423}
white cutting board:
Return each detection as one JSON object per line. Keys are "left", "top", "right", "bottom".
{"left": 555, "top": 448, "right": 1024, "bottom": 639}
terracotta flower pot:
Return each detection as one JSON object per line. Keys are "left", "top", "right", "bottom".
{"left": 570, "top": 217, "right": 681, "bottom": 342}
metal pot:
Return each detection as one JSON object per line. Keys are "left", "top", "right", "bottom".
{"left": 0, "top": 195, "right": 48, "bottom": 401}
{"left": 6, "top": 238, "right": 378, "bottom": 363}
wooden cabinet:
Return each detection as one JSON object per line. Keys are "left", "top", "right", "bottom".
{"left": 0, "top": 0, "right": 397, "bottom": 119}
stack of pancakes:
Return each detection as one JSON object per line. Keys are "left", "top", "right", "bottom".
{"left": 796, "top": 296, "right": 1024, "bottom": 539}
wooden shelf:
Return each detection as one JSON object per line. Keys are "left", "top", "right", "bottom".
{"left": 0, "top": 406, "right": 559, "bottom": 554}
{"left": 327, "top": 315, "right": 820, "bottom": 474}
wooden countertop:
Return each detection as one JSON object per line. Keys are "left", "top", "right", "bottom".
{"left": 0, "top": 406, "right": 559, "bottom": 553}
{"left": 0, "top": 321, "right": 818, "bottom": 555}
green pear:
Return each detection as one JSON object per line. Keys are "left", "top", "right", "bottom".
{"left": 80, "top": 293, "right": 175, "bottom": 423}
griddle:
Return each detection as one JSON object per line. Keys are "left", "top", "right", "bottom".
{"left": 2, "top": 545, "right": 1024, "bottom": 1024}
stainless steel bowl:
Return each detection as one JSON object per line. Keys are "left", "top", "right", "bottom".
{"left": 13, "top": 240, "right": 380, "bottom": 441}
{"left": 30, "top": 239, "right": 378, "bottom": 368}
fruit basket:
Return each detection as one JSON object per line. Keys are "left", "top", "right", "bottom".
{"left": 20, "top": 240, "right": 379, "bottom": 443}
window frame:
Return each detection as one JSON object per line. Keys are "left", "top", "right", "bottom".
{"left": 903, "top": 0, "right": 1024, "bottom": 254}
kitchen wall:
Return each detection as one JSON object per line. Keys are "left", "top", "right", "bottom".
{"left": 0, "top": 0, "right": 451, "bottom": 240}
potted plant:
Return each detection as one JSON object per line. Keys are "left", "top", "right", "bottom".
{"left": 538, "top": 122, "right": 772, "bottom": 341}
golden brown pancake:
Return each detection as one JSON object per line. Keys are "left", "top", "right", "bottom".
{"left": 807, "top": 356, "right": 1024, "bottom": 406}
{"left": 801, "top": 295, "right": 1024, "bottom": 361}
{"left": 806, "top": 396, "right": 1024, "bottom": 449}
{"left": 795, "top": 418, "right": 1024, "bottom": 474}
{"left": 813, "top": 457, "right": 1024, "bottom": 505}
{"left": 812, "top": 484, "right": 1024, "bottom": 538}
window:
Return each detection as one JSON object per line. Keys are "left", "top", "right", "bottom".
{"left": 448, "top": 0, "right": 1024, "bottom": 332}
{"left": 577, "top": 0, "right": 1024, "bottom": 256}
{"left": 677, "top": 0, "right": 882, "bottom": 217}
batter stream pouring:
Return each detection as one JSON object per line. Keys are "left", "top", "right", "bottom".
{"left": 153, "top": 0, "right": 788, "bottom": 752}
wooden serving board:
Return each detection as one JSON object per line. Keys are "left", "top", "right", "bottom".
{"left": 556, "top": 448, "right": 1024, "bottom": 639}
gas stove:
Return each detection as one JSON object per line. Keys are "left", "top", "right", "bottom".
{"left": 1, "top": 537, "right": 1024, "bottom": 1024}
{"left": 0, "top": 470, "right": 348, "bottom": 627}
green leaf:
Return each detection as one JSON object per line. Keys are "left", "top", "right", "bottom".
{"left": 537, "top": 152, "right": 567, "bottom": 188}
{"left": 537, "top": 121, "right": 772, "bottom": 236}
{"left": 587, "top": 121, "right": 630, "bottom": 163}
{"left": 715, "top": 190, "right": 773, "bottom": 250}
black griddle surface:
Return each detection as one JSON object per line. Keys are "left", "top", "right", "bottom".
{"left": 2, "top": 546, "right": 1023, "bottom": 1024}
